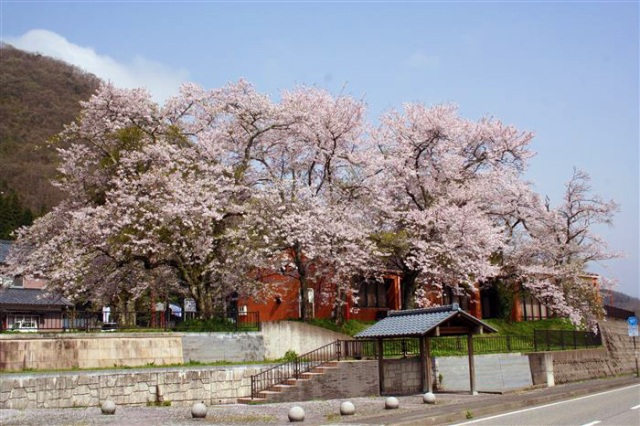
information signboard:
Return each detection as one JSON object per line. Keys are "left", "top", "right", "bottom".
{"left": 184, "top": 298, "right": 197, "bottom": 313}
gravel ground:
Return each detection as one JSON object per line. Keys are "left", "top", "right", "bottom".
{"left": 0, "top": 392, "right": 495, "bottom": 426}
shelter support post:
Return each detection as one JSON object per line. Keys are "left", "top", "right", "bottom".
{"left": 377, "top": 338, "right": 385, "bottom": 395}
{"left": 419, "top": 336, "right": 427, "bottom": 393}
{"left": 468, "top": 333, "right": 477, "bottom": 395}
{"left": 426, "top": 336, "right": 433, "bottom": 393}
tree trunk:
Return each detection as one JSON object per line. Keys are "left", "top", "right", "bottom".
{"left": 333, "top": 284, "right": 347, "bottom": 326}
{"left": 401, "top": 269, "right": 420, "bottom": 310}
{"left": 299, "top": 273, "right": 309, "bottom": 321}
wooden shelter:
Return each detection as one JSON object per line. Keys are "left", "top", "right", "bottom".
{"left": 354, "top": 304, "right": 497, "bottom": 395}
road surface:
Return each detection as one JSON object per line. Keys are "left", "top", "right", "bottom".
{"left": 451, "top": 383, "right": 640, "bottom": 426}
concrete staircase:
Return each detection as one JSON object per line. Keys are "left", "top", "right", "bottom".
{"left": 237, "top": 361, "right": 341, "bottom": 404}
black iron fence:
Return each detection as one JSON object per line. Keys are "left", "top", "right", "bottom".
{"left": 0, "top": 309, "right": 260, "bottom": 333}
{"left": 533, "top": 329, "right": 601, "bottom": 352}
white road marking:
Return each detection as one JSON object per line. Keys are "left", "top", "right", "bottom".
{"left": 631, "top": 404, "right": 640, "bottom": 410}
{"left": 451, "top": 384, "right": 640, "bottom": 425}
{"left": 580, "top": 421, "right": 601, "bottom": 426}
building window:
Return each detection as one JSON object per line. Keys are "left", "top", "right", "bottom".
{"left": 0, "top": 275, "right": 15, "bottom": 287}
{"left": 356, "top": 278, "right": 391, "bottom": 308}
{"left": 9, "top": 314, "right": 39, "bottom": 331}
{"left": 442, "top": 286, "right": 469, "bottom": 311}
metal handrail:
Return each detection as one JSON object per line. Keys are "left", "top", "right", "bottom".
{"left": 251, "top": 340, "right": 342, "bottom": 399}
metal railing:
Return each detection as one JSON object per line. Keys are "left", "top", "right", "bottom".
{"left": 533, "top": 329, "right": 601, "bottom": 352}
{"left": 251, "top": 340, "right": 344, "bottom": 399}
{"left": 0, "top": 309, "right": 260, "bottom": 333}
{"left": 431, "top": 335, "right": 535, "bottom": 356}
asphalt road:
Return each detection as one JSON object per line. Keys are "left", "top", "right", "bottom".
{"left": 450, "top": 383, "right": 640, "bottom": 426}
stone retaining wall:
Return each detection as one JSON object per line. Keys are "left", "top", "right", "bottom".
{"left": 528, "top": 319, "right": 638, "bottom": 386}
{"left": 0, "top": 365, "right": 263, "bottom": 409}
{"left": 261, "top": 321, "right": 350, "bottom": 360}
{"left": 0, "top": 334, "right": 183, "bottom": 371}
{"left": 0, "top": 321, "right": 350, "bottom": 371}
{"left": 181, "top": 332, "right": 265, "bottom": 363}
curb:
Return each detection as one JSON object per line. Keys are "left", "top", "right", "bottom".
{"left": 385, "top": 376, "right": 640, "bottom": 426}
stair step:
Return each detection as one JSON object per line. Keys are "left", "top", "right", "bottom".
{"left": 312, "top": 366, "right": 338, "bottom": 373}
{"left": 259, "top": 390, "right": 282, "bottom": 395}
{"left": 237, "top": 397, "right": 267, "bottom": 404}
{"left": 272, "top": 384, "right": 295, "bottom": 391}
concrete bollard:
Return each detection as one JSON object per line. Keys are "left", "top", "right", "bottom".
{"left": 191, "top": 402, "right": 207, "bottom": 418}
{"left": 385, "top": 396, "right": 399, "bottom": 409}
{"left": 340, "top": 401, "right": 356, "bottom": 415}
{"left": 423, "top": 392, "right": 436, "bottom": 404}
{"left": 100, "top": 400, "right": 116, "bottom": 415}
{"left": 288, "top": 406, "right": 305, "bottom": 422}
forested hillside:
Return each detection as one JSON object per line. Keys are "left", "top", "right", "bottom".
{"left": 0, "top": 43, "right": 101, "bottom": 224}
{"left": 607, "top": 289, "right": 640, "bottom": 314}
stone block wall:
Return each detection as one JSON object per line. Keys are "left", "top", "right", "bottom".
{"left": 264, "top": 360, "right": 379, "bottom": 403}
{"left": 0, "top": 366, "right": 263, "bottom": 409}
{"left": 181, "top": 332, "right": 265, "bottom": 363}
{"left": 382, "top": 357, "right": 422, "bottom": 394}
{"left": 0, "top": 334, "right": 183, "bottom": 371}
{"left": 528, "top": 319, "right": 638, "bottom": 386}
{"left": 550, "top": 348, "right": 612, "bottom": 384}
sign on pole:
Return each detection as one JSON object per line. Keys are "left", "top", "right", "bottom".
{"left": 628, "top": 316, "right": 639, "bottom": 337}
{"left": 184, "top": 298, "right": 197, "bottom": 313}
{"left": 629, "top": 316, "right": 640, "bottom": 378}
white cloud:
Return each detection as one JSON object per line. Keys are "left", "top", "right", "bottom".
{"left": 5, "top": 29, "right": 189, "bottom": 103}
{"left": 406, "top": 50, "right": 440, "bottom": 69}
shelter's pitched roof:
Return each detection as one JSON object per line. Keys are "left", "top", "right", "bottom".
{"left": 354, "top": 304, "right": 497, "bottom": 339}
{"left": 0, "top": 288, "right": 72, "bottom": 307}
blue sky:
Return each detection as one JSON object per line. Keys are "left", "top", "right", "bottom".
{"left": 2, "top": 1, "right": 638, "bottom": 298}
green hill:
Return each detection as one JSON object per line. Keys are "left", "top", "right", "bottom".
{"left": 0, "top": 43, "right": 101, "bottom": 220}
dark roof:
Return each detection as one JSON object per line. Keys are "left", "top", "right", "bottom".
{"left": 0, "top": 240, "right": 12, "bottom": 263}
{"left": 354, "top": 304, "right": 497, "bottom": 339}
{"left": 0, "top": 288, "right": 73, "bottom": 307}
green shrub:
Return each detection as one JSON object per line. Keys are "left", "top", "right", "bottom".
{"left": 283, "top": 350, "right": 298, "bottom": 362}
{"left": 173, "top": 317, "right": 238, "bottom": 332}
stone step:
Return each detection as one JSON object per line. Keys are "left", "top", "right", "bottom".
{"left": 237, "top": 397, "right": 267, "bottom": 404}
{"left": 285, "top": 378, "right": 302, "bottom": 385}
{"left": 312, "top": 366, "right": 338, "bottom": 373}
{"left": 258, "top": 390, "right": 282, "bottom": 397}
{"left": 300, "top": 372, "right": 324, "bottom": 378}
{"left": 272, "top": 384, "right": 296, "bottom": 392}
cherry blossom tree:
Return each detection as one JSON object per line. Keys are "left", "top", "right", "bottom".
{"left": 255, "top": 87, "right": 379, "bottom": 322}
{"left": 371, "top": 103, "right": 534, "bottom": 309}
{"left": 3, "top": 80, "right": 620, "bottom": 329}
{"left": 5, "top": 83, "right": 272, "bottom": 317}
{"left": 509, "top": 170, "right": 619, "bottom": 329}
